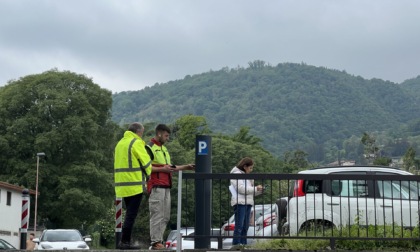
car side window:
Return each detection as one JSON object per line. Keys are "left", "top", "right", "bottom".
{"left": 375, "top": 172, "right": 419, "bottom": 200}
{"left": 340, "top": 180, "right": 368, "bottom": 197}
{"left": 377, "top": 180, "right": 419, "bottom": 200}
{"left": 330, "top": 172, "right": 368, "bottom": 197}
{"left": 305, "top": 180, "right": 322, "bottom": 193}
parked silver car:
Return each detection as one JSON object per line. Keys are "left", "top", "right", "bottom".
{"left": 0, "top": 239, "right": 16, "bottom": 250}
{"left": 33, "top": 229, "right": 91, "bottom": 250}
{"left": 166, "top": 228, "right": 226, "bottom": 250}
{"left": 165, "top": 227, "right": 195, "bottom": 249}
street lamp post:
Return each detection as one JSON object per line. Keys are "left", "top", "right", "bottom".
{"left": 34, "top": 152, "right": 45, "bottom": 234}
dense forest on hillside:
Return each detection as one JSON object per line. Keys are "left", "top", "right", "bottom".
{"left": 112, "top": 61, "right": 420, "bottom": 163}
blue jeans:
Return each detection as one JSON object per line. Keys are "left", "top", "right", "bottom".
{"left": 232, "top": 204, "right": 252, "bottom": 245}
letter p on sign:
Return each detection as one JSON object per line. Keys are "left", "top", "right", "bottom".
{"left": 198, "top": 141, "right": 208, "bottom": 155}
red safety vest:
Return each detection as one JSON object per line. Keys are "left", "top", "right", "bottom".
{"left": 146, "top": 138, "right": 172, "bottom": 194}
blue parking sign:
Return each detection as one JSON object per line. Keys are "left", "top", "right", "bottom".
{"left": 197, "top": 140, "right": 208, "bottom": 155}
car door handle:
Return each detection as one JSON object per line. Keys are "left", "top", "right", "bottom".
{"left": 380, "top": 205, "right": 393, "bottom": 208}
{"left": 327, "top": 203, "right": 339, "bottom": 206}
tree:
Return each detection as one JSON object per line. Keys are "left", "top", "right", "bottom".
{"left": 283, "top": 150, "right": 310, "bottom": 173}
{"left": 403, "top": 147, "right": 417, "bottom": 172}
{"left": 248, "top": 60, "right": 266, "bottom": 69}
{"left": 172, "top": 115, "right": 211, "bottom": 150}
{"left": 373, "top": 157, "right": 392, "bottom": 166}
{"left": 231, "top": 126, "right": 262, "bottom": 146}
{"left": 361, "top": 132, "right": 379, "bottom": 164}
{"left": 0, "top": 70, "right": 117, "bottom": 229}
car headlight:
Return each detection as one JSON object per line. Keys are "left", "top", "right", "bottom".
{"left": 77, "top": 243, "right": 89, "bottom": 249}
{"left": 40, "top": 243, "right": 53, "bottom": 249}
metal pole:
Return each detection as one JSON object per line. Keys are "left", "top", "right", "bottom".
{"left": 34, "top": 152, "right": 45, "bottom": 234}
{"left": 34, "top": 155, "right": 40, "bottom": 234}
{"left": 195, "top": 135, "right": 212, "bottom": 249}
{"left": 175, "top": 171, "right": 183, "bottom": 252}
{"left": 20, "top": 189, "right": 30, "bottom": 249}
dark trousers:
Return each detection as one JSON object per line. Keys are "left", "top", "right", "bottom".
{"left": 121, "top": 193, "right": 143, "bottom": 243}
{"left": 232, "top": 204, "right": 252, "bottom": 245}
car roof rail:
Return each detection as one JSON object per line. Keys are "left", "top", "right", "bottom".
{"left": 308, "top": 165, "right": 401, "bottom": 171}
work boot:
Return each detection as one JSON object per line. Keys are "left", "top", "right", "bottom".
{"left": 150, "top": 242, "right": 165, "bottom": 250}
{"left": 117, "top": 241, "right": 140, "bottom": 250}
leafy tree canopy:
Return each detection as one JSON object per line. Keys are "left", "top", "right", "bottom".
{"left": 0, "top": 69, "right": 118, "bottom": 229}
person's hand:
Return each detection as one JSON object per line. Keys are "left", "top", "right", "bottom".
{"left": 256, "top": 185, "right": 263, "bottom": 192}
{"left": 186, "top": 164, "right": 195, "bottom": 170}
{"left": 162, "top": 165, "right": 174, "bottom": 173}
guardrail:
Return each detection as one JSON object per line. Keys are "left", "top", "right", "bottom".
{"left": 177, "top": 172, "right": 420, "bottom": 250}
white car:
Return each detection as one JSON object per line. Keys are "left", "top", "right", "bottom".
{"left": 166, "top": 228, "right": 225, "bottom": 250}
{"left": 255, "top": 212, "right": 278, "bottom": 236}
{"left": 283, "top": 166, "right": 420, "bottom": 235}
{"left": 33, "top": 229, "right": 91, "bottom": 250}
{"left": 0, "top": 238, "right": 16, "bottom": 250}
{"left": 165, "top": 227, "right": 195, "bottom": 249}
{"left": 221, "top": 204, "right": 278, "bottom": 248}
{"left": 221, "top": 204, "right": 278, "bottom": 236}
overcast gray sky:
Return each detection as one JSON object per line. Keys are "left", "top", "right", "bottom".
{"left": 1, "top": 0, "right": 419, "bottom": 93}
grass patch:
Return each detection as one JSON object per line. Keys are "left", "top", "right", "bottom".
{"left": 251, "top": 225, "right": 420, "bottom": 251}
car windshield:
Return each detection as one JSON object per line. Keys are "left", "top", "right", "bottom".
{"left": 42, "top": 230, "right": 82, "bottom": 242}
{"left": 0, "top": 239, "right": 15, "bottom": 249}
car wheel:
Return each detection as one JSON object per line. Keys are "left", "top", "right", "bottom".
{"left": 300, "top": 219, "right": 335, "bottom": 233}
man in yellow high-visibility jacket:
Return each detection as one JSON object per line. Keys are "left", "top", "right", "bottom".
{"left": 114, "top": 122, "right": 152, "bottom": 249}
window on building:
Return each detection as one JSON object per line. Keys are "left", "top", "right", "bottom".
{"left": 6, "top": 191, "right": 11, "bottom": 206}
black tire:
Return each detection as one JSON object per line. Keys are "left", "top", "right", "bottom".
{"left": 276, "top": 198, "right": 288, "bottom": 234}
{"left": 300, "top": 219, "right": 334, "bottom": 233}
{"left": 276, "top": 198, "right": 288, "bottom": 219}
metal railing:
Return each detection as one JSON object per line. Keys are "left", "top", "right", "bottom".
{"left": 176, "top": 172, "right": 420, "bottom": 250}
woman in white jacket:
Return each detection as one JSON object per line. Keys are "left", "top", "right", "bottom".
{"left": 230, "top": 157, "right": 263, "bottom": 248}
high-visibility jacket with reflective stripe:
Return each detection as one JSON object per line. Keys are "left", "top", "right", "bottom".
{"left": 146, "top": 138, "right": 172, "bottom": 193}
{"left": 114, "top": 131, "right": 152, "bottom": 197}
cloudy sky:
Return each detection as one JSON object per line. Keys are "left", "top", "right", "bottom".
{"left": 1, "top": 0, "right": 419, "bottom": 93}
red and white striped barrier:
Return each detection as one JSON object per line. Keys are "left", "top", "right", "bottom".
{"left": 115, "top": 197, "right": 122, "bottom": 232}
{"left": 21, "top": 193, "right": 29, "bottom": 231}
{"left": 115, "top": 197, "right": 122, "bottom": 248}
{"left": 20, "top": 189, "right": 30, "bottom": 249}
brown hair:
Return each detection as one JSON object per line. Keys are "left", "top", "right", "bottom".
{"left": 156, "top": 124, "right": 171, "bottom": 134}
{"left": 236, "top": 157, "right": 254, "bottom": 172}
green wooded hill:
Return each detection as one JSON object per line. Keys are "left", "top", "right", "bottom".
{"left": 112, "top": 62, "right": 420, "bottom": 162}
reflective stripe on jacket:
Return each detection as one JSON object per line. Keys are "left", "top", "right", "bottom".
{"left": 114, "top": 131, "right": 152, "bottom": 197}
{"left": 146, "top": 138, "right": 172, "bottom": 194}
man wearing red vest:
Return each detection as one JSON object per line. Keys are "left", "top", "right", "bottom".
{"left": 146, "top": 124, "right": 195, "bottom": 250}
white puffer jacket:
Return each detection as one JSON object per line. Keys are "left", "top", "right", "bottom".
{"left": 230, "top": 166, "right": 262, "bottom": 206}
